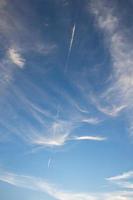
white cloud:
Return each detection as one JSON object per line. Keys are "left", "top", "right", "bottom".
{"left": 81, "top": 117, "right": 101, "bottom": 124}
{"left": 73, "top": 135, "right": 106, "bottom": 141}
{"left": 8, "top": 48, "right": 25, "bottom": 68}
{"left": 25, "top": 120, "right": 72, "bottom": 148}
{"left": 107, "top": 171, "right": 133, "bottom": 189}
{"left": 0, "top": 170, "right": 133, "bottom": 200}
{"left": 107, "top": 171, "right": 133, "bottom": 181}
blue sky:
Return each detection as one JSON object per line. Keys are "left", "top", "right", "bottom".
{"left": 0, "top": 0, "right": 133, "bottom": 199}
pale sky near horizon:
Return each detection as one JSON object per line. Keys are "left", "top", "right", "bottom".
{"left": 0, "top": 0, "right": 133, "bottom": 199}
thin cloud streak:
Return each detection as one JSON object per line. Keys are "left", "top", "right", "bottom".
{"left": 81, "top": 118, "right": 101, "bottom": 125}
{"left": 74, "top": 135, "right": 106, "bottom": 141}
{"left": 75, "top": 103, "right": 90, "bottom": 114}
{"left": 90, "top": 94, "right": 127, "bottom": 117}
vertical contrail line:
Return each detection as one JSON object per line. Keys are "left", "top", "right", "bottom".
{"left": 48, "top": 157, "right": 52, "bottom": 169}
{"left": 65, "top": 23, "right": 76, "bottom": 72}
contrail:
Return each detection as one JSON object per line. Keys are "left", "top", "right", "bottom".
{"left": 48, "top": 157, "right": 52, "bottom": 169}
{"left": 69, "top": 24, "right": 76, "bottom": 55}
{"left": 65, "top": 23, "right": 76, "bottom": 72}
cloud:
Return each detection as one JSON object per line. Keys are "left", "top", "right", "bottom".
{"left": 73, "top": 135, "right": 106, "bottom": 141}
{"left": 107, "top": 171, "right": 133, "bottom": 181}
{"left": 0, "top": 170, "right": 133, "bottom": 200}
{"left": 107, "top": 171, "right": 133, "bottom": 189}
{"left": 0, "top": 0, "right": 57, "bottom": 58}
{"left": 23, "top": 120, "right": 72, "bottom": 148}
{"left": 8, "top": 48, "right": 25, "bottom": 68}
{"left": 0, "top": 0, "right": 107, "bottom": 150}
{"left": 0, "top": 170, "right": 96, "bottom": 200}
{"left": 81, "top": 118, "right": 101, "bottom": 124}
{"left": 90, "top": 0, "right": 133, "bottom": 133}
{"left": 28, "top": 134, "right": 106, "bottom": 147}
{"left": 0, "top": 72, "right": 105, "bottom": 149}
{"left": 74, "top": 103, "right": 90, "bottom": 114}
{"left": 0, "top": 53, "right": 18, "bottom": 97}
{"left": 90, "top": 94, "right": 127, "bottom": 117}
{"left": 26, "top": 120, "right": 106, "bottom": 148}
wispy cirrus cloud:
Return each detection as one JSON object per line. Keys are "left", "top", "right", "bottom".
{"left": 0, "top": 170, "right": 133, "bottom": 200}
{"left": 0, "top": 84, "right": 105, "bottom": 148}
{"left": 0, "top": 170, "right": 97, "bottom": 200}
{"left": 25, "top": 120, "right": 106, "bottom": 148}
{"left": 90, "top": 94, "right": 127, "bottom": 117}
{"left": 26, "top": 120, "right": 72, "bottom": 148}
{"left": 0, "top": 0, "right": 108, "bottom": 151}
{"left": 90, "top": 0, "right": 133, "bottom": 134}
{"left": 0, "top": 66, "right": 105, "bottom": 149}
{"left": 0, "top": 0, "right": 56, "bottom": 100}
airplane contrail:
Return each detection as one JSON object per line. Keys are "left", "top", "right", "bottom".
{"left": 48, "top": 157, "right": 52, "bottom": 169}
{"left": 65, "top": 23, "right": 76, "bottom": 72}
{"left": 69, "top": 24, "right": 76, "bottom": 54}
